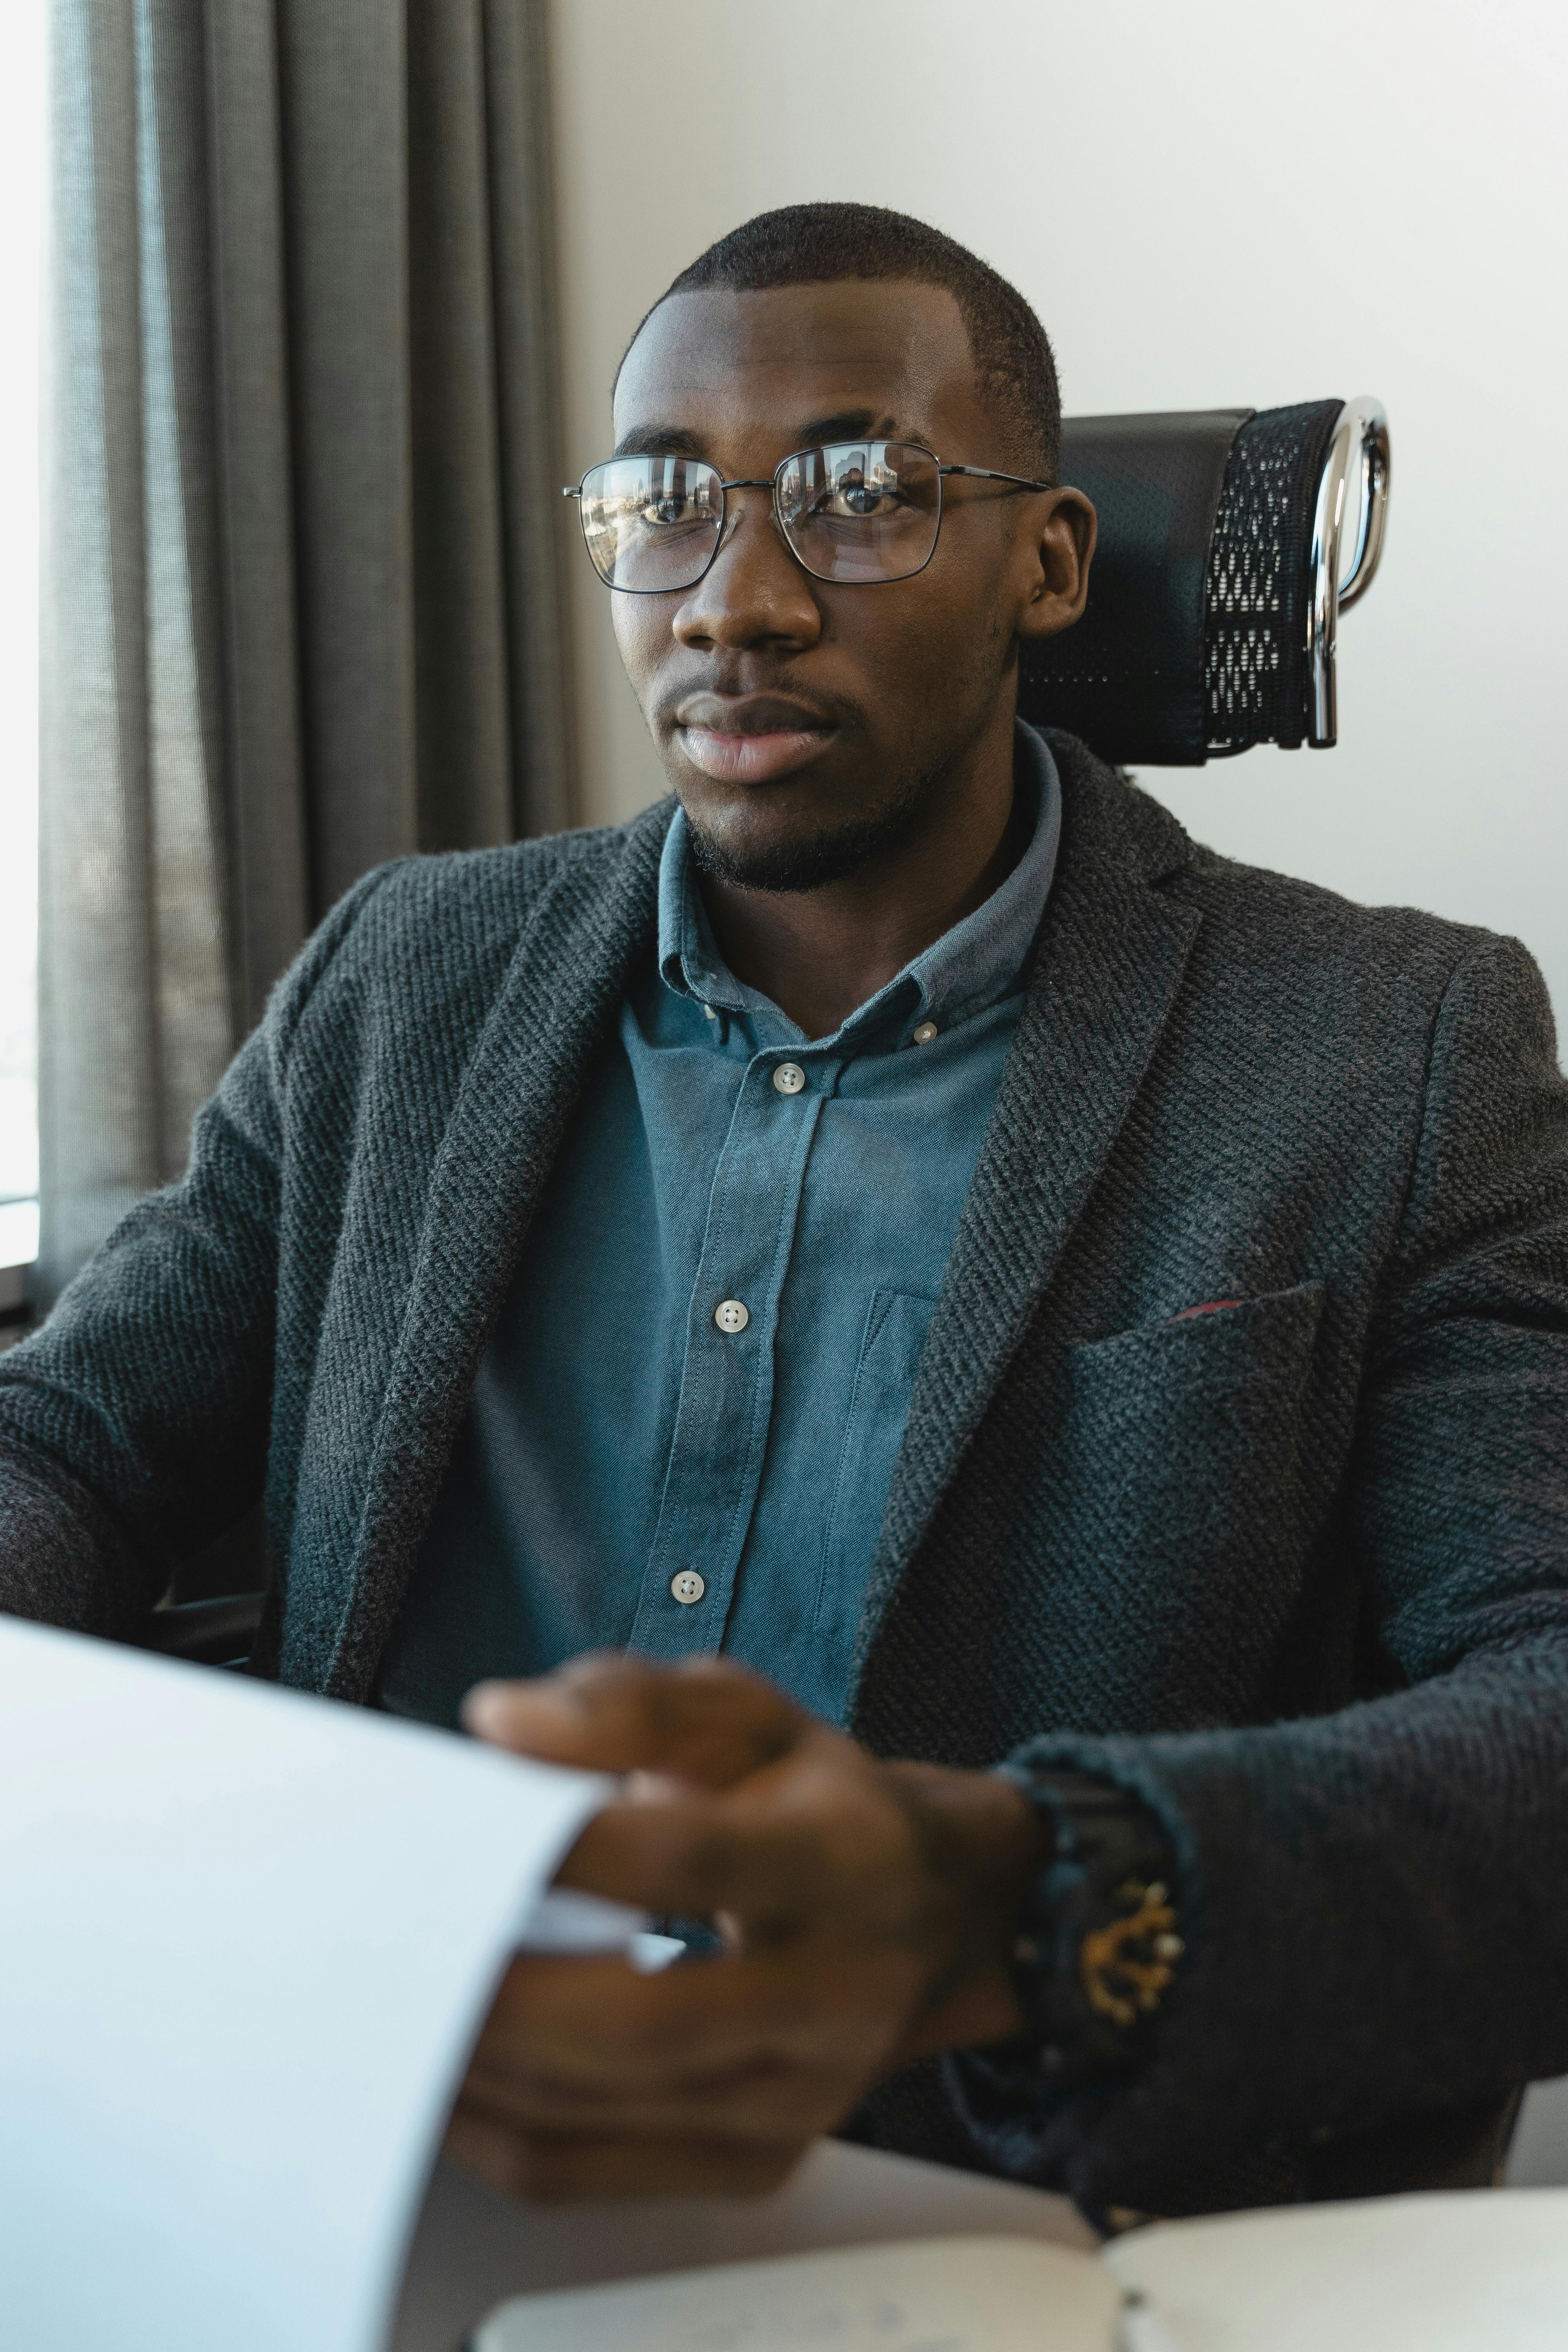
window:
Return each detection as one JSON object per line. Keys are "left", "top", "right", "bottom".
{"left": 0, "top": 8, "right": 45, "bottom": 1279}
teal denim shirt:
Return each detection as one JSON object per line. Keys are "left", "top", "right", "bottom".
{"left": 378, "top": 725, "right": 1062, "bottom": 1727}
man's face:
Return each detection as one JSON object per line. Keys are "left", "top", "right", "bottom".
{"left": 608, "top": 280, "right": 1092, "bottom": 889}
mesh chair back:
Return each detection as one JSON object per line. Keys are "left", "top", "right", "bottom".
{"left": 1020, "top": 400, "right": 1348, "bottom": 765}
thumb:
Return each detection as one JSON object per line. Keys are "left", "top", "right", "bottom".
{"left": 461, "top": 1651, "right": 809, "bottom": 1788}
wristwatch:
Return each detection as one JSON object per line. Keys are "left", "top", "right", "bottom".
{"left": 997, "top": 1764, "right": 1184, "bottom": 2092}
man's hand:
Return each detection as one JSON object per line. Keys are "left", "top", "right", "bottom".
{"left": 445, "top": 1655, "right": 1045, "bottom": 2203}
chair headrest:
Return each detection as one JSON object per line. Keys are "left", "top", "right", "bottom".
{"left": 1020, "top": 399, "right": 1389, "bottom": 766}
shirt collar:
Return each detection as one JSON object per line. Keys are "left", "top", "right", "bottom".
{"left": 656, "top": 719, "right": 1062, "bottom": 1047}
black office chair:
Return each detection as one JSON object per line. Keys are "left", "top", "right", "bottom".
{"left": 142, "top": 1514, "right": 270, "bottom": 1668}
{"left": 139, "top": 394, "right": 1391, "bottom": 1674}
{"left": 1024, "top": 395, "right": 1390, "bottom": 763}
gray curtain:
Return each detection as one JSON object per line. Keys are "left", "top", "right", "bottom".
{"left": 40, "top": 0, "right": 573, "bottom": 1304}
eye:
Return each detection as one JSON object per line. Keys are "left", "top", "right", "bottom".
{"left": 817, "top": 466, "right": 904, "bottom": 521}
{"left": 639, "top": 492, "right": 700, "bottom": 528}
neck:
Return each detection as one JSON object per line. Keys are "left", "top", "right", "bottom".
{"left": 696, "top": 713, "right": 1024, "bottom": 1040}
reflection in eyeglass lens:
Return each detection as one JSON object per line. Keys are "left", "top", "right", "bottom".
{"left": 577, "top": 441, "right": 944, "bottom": 589}
{"left": 581, "top": 457, "right": 724, "bottom": 589}
{"left": 780, "top": 443, "right": 940, "bottom": 584}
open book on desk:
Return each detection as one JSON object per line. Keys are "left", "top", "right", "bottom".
{"left": 474, "top": 2189, "right": 1568, "bottom": 2352}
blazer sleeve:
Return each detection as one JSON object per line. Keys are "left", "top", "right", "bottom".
{"left": 965, "top": 931, "right": 1568, "bottom": 2213}
{"left": 0, "top": 869, "right": 394, "bottom": 1637}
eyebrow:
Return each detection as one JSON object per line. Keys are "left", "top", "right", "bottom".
{"left": 612, "top": 423, "right": 707, "bottom": 459}
{"left": 794, "top": 408, "right": 905, "bottom": 445}
{"left": 610, "top": 409, "right": 914, "bottom": 463}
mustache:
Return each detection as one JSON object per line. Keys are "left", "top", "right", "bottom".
{"left": 658, "top": 671, "right": 864, "bottom": 740}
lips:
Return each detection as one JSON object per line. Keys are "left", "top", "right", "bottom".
{"left": 677, "top": 727, "right": 833, "bottom": 784}
{"left": 673, "top": 694, "right": 837, "bottom": 786}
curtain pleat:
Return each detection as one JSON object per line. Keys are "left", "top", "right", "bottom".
{"left": 479, "top": 0, "right": 573, "bottom": 845}
{"left": 202, "top": 2, "right": 311, "bottom": 1026}
{"left": 39, "top": 0, "right": 573, "bottom": 1305}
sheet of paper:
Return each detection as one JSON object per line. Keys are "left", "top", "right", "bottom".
{"left": 462, "top": 2176, "right": 1568, "bottom": 2352}
{"left": 392, "top": 2137, "right": 1095, "bottom": 2349}
{"left": 0, "top": 1616, "right": 611, "bottom": 2352}
{"left": 471, "top": 2234, "right": 1120, "bottom": 2352}
{"left": 1105, "top": 2187, "right": 1568, "bottom": 2351}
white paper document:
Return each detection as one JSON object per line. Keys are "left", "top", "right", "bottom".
{"left": 473, "top": 2191, "right": 1568, "bottom": 2352}
{"left": 1107, "top": 2189, "right": 1568, "bottom": 2350}
{"left": 0, "top": 1616, "right": 612, "bottom": 2352}
{"left": 475, "top": 2235, "right": 1122, "bottom": 2352}
{"left": 390, "top": 2136, "right": 1095, "bottom": 2348}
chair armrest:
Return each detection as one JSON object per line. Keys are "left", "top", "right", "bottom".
{"left": 139, "top": 1592, "right": 264, "bottom": 1668}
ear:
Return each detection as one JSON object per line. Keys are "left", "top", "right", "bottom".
{"left": 1014, "top": 487, "right": 1096, "bottom": 647}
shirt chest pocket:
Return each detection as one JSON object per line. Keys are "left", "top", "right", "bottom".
{"left": 1058, "top": 1280, "right": 1328, "bottom": 1720}
{"left": 813, "top": 1290, "right": 939, "bottom": 1641}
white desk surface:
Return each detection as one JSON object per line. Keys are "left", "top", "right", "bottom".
{"left": 389, "top": 2140, "right": 1094, "bottom": 2352}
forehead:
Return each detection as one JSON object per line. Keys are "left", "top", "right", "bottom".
{"left": 613, "top": 280, "right": 987, "bottom": 454}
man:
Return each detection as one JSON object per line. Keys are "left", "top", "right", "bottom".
{"left": 3, "top": 204, "right": 1566, "bottom": 2225}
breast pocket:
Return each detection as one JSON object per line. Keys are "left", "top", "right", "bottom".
{"left": 1060, "top": 1281, "right": 1327, "bottom": 1722}
{"left": 813, "top": 1290, "right": 938, "bottom": 1644}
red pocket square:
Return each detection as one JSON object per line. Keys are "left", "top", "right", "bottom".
{"left": 1173, "top": 1298, "right": 1243, "bottom": 1321}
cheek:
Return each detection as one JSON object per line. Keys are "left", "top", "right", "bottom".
{"left": 610, "top": 597, "right": 671, "bottom": 700}
{"left": 833, "top": 566, "right": 1002, "bottom": 707}
{"left": 822, "top": 589, "right": 944, "bottom": 682}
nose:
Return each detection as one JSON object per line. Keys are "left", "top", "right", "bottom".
{"left": 671, "top": 486, "right": 823, "bottom": 654}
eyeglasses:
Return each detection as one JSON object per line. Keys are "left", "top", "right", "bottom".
{"left": 563, "top": 440, "right": 1050, "bottom": 593}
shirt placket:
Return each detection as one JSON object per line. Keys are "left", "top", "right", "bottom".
{"left": 628, "top": 1045, "right": 832, "bottom": 1660}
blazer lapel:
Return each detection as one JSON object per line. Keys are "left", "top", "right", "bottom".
{"left": 314, "top": 806, "right": 671, "bottom": 1699}
{"left": 849, "top": 738, "right": 1201, "bottom": 1722}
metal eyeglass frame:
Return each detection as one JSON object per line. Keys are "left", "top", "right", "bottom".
{"left": 561, "top": 442, "right": 1052, "bottom": 591}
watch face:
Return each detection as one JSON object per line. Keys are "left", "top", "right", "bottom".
{"left": 1005, "top": 1769, "right": 1182, "bottom": 2085}
{"left": 1079, "top": 1881, "right": 1183, "bottom": 2030}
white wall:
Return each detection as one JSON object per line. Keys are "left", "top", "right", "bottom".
{"left": 549, "top": 0, "right": 1568, "bottom": 1017}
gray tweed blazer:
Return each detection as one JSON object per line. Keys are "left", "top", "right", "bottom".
{"left": 3, "top": 731, "right": 1566, "bottom": 2218}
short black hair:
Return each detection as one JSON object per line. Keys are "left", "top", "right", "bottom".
{"left": 627, "top": 201, "right": 1061, "bottom": 482}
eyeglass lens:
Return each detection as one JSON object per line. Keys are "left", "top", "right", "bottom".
{"left": 576, "top": 442, "right": 943, "bottom": 592}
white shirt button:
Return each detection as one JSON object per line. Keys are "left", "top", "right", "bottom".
{"left": 703, "top": 1003, "right": 717, "bottom": 1021}
{"left": 772, "top": 1061, "right": 806, "bottom": 1095}
{"left": 912, "top": 1020, "right": 939, "bottom": 1045}
{"left": 670, "top": 1569, "right": 706, "bottom": 1604}
{"left": 714, "top": 1298, "right": 750, "bottom": 1333}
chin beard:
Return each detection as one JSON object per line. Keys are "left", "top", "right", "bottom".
{"left": 684, "top": 762, "right": 947, "bottom": 894}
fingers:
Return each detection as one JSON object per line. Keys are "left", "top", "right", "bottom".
{"left": 463, "top": 1653, "right": 811, "bottom": 1787}
{"left": 463, "top": 2046, "right": 855, "bottom": 2144}
{"left": 472, "top": 1950, "right": 915, "bottom": 2096}
{"left": 546, "top": 1724, "right": 928, "bottom": 1935}
{"left": 454, "top": 1674, "right": 1036, "bottom": 2219}
{"left": 473, "top": 1953, "right": 775, "bottom": 2090}
{"left": 555, "top": 1793, "right": 838, "bottom": 1922}
{"left": 443, "top": 2105, "right": 805, "bottom": 2203}
{"left": 525, "top": 2134, "right": 802, "bottom": 2202}
{"left": 448, "top": 1947, "right": 905, "bottom": 2207}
